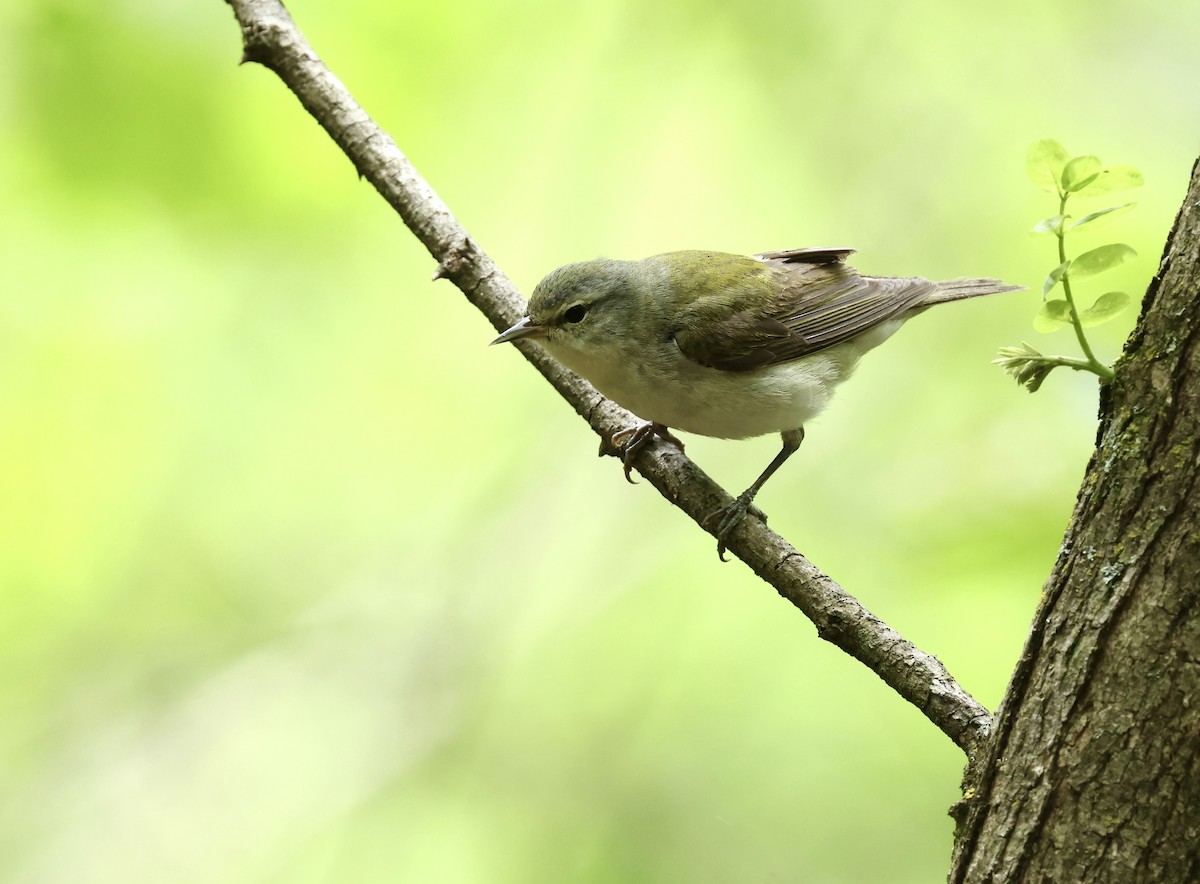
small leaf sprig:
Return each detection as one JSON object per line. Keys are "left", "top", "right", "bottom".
{"left": 996, "top": 139, "right": 1143, "bottom": 392}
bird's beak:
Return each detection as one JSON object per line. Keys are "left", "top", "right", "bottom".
{"left": 490, "top": 315, "right": 545, "bottom": 345}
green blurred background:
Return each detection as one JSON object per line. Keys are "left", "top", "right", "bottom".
{"left": 2, "top": 1, "right": 1196, "bottom": 881}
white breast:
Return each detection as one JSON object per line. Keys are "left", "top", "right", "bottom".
{"left": 541, "top": 320, "right": 904, "bottom": 439}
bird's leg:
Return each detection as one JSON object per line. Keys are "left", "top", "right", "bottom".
{"left": 710, "top": 427, "right": 805, "bottom": 560}
{"left": 610, "top": 421, "right": 685, "bottom": 484}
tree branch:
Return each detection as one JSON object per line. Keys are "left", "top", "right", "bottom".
{"left": 222, "top": 0, "right": 992, "bottom": 753}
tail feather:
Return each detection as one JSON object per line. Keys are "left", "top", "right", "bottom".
{"left": 924, "top": 278, "right": 1025, "bottom": 306}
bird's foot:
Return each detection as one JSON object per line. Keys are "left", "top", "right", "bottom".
{"left": 609, "top": 422, "right": 685, "bottom": 484}
{"left": 708, "top": 493, "right": 767, "bottom": 561}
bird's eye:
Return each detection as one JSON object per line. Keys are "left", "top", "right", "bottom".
{"left": 562, "top": 304, "right": 588, "bottom": 324}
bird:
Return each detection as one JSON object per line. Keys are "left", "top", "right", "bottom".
{"left": 492, "top": 247, "right": 1022, "bottom": 558}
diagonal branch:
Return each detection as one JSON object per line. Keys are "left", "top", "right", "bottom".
{"left": 223, "top": 0, "right": 993, "bottom": 753}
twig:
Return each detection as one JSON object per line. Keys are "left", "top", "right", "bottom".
{"left": 223, "top": 0, "right": 993, "bottom": 753}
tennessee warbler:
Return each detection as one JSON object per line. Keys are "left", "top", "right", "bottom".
{"left": 493, "top": 247, "right": 1021, "bottom": 558}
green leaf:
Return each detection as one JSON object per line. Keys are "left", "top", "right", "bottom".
{"left": 1073, "top": 164, "right": 1144, "bottom": 197}
{"left": 1078, "top": 291, "right": 1131, "bottom": 327}
{"left": 1062, "top": 155, "right": 1102, "bottom": 193}
{"left": 1071, "top": 203, "right": 1135, "bottom": 230}
{"left": 993, "top": 342, "right": 1055, "bottom": 392}
{"left": 1043, "top": 260, "right": 1071, "bottom": 296}
{"left": 1071, "top": 243, "right": 1137, "bottom": 278}
{"left": 1034, "top": 299, "right": 1074, "bottom": 332}
{"left": 1031, "top": 215, "right": 1067, "bottom": 235}
{"left": 1026, "top": 139, "right": 1070, "bottom": 192}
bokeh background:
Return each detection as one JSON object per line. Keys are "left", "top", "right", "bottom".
{"left": 2, "top": 1, "right": 1197, "bottom": 881}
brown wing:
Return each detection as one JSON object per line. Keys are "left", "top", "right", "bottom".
{"left": 674, "top": 252, "right": 935, "bottom": 372}
{"left": 753, "top": 246, "right": 857, "bottom": 265}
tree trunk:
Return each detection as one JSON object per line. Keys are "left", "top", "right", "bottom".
{"left": 949, "top": 159, "right": 1200, "bottom": 882}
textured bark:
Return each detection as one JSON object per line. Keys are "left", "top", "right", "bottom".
{"left": 950, "top": 159, "right": 1200, "bottom": 881}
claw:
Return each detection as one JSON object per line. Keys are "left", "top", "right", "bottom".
{"left": 707, "top": 427, "right": 803, "bottom": 561}
{"left": 709, "top": 492, "right": 766, "bottom": 561}
{"left": 616, "top": 423, "right": 656, "bottom": 483}
{"left": 610, "top": 422, "right": 685, "bottom": 483}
